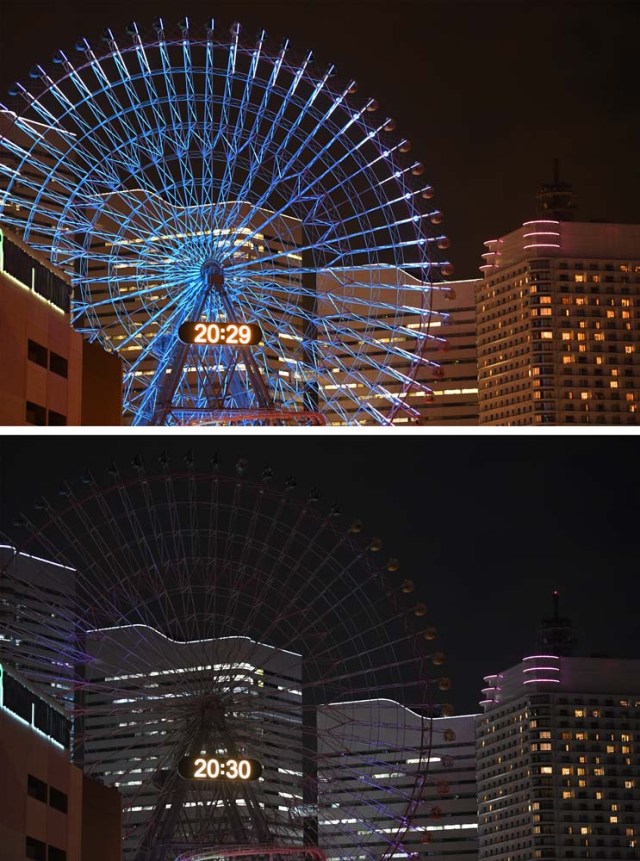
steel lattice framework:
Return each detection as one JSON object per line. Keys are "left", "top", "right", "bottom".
{"left": 0, "top": 19, "right": 451, "bottom": 425}
{"left": 0, "top": 455, "right": 453, "bottom": 861}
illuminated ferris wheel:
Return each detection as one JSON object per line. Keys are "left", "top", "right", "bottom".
{"left": 1, "top": 454, "right": 454, "bottom": 861}
{"left": 0, "top": 19, "right": 452, "bottom": 425}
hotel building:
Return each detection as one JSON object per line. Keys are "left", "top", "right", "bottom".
{"left": 477, "top": 220, "right": 640, "bottom": 425}
{"left": 477, "top": 655, "right": 640, "bottom": 859}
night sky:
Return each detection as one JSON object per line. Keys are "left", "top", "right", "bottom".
{"left": 1, "top": 0, "right": 639, "bottom": 277}
{"left": 1, "top": 433, "right": 639, "bottom": 716}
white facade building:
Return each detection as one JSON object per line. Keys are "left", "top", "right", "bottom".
{"left": 82, "top": 625, "right": 304, "bottom": 859}
{"left": 318, "top": 702, "right": 479, "bottom": 860}
{"left": 0, "top": 544, "right": 76, "bottom": 697}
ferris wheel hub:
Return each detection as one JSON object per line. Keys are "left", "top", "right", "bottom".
{"left": 201, "top": 259, "right": 226, "bottom": 289}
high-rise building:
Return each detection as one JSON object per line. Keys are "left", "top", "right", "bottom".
{"left": 477, "top": 219, "right": 640, "bottom": 425}
{"left": 0, "top": 544, "right": 76, "bottom": 697}
{"left": 319, "top": 702, "right": 479, "bottom": 860}
{"left": 82, "top": 625, "right": 305, "bottom": 860}
{"left": 477, "top": 653, "right": 640, "bottom": 859}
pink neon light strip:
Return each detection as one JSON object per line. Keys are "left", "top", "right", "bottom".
{"left": 523, "top": 655, "right": 559, "bottom": 661}
{"left": 523, "top": 678, "right": 560, "bottom": 684}
{"left": 523, "top": 232, "right": 560, "bottom": 238}
{"left": 523, "top": 667, "right": 560, "bottom": 673}
{"left": 523, "top": 219, "right": 560, "bottom": 226}
{"left": 523, "top": 243, "right": 560, "bottom": 249}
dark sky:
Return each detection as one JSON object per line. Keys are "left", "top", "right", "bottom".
{"left": 1, "top": 0, "right": 639, "bottom": 277}
{"left": 1, "top": 433, "right": 639, "bottom": 715}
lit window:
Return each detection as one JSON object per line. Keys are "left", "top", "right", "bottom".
{"left": 563, "top": 790, "right": 574, "bottom": 799}
{"left": 625, "top": 345, "right": 635, "bottom": 354}
{"left": 610, "top": 381, "right": 619, "bottom": 389}
{"left": 580, "top": 392, "right": 589, "bottom": 401}
{"left": 540, "top": 296, "right": 552, "bottom": 303}
{"left": 596, "top": 791, "right": 604, "bottom": 800}
{"left": 607, "top": 310, "right": 615, "bottom": 318}
{"left": 611, "top": 368, "right": 619, "bottom": 376}
{"left": 596, "top": 356, "right": 604, "bottom": 365}
{"left": 625, "top": 780, "right": 635, "bottom": 789}
{"left": 594, "top": 333, "right": 605, "bottom": 341}
{"left": 621, "top": 734, "right": 631, "bottom": 742}
{"left": 540, "top": 766, "right": 553, "bottom": 774}
{"left": 563, "top": 356, "right": 573, "bottom": 364}
{"left": 562, "top": 332, "right": 573, "bottom": 341}
{"left": 622, "top": 745, "right": 630, "bottom": 754}
{"left": 575, "top": 274, "right": 585, "bottom": 283}
{"left": 611, "top": 815, "right": 619, "bottom": 823}
{"left": 578, "top": 779, "right": 586, "bottom": 787}
{"left": 594, "top": 768, "right": 605, "bottom": 776}
{"left": 579, "top": 344, "right": 587, "bottom": 352}
{"left": 622, "top": 310, "right": 631, "bottom": 319}
{"left": 581, "top": 827, "right": 590, "bottom": 835}
{"left": 562, "top": 767, "right": 573, "bottom": 775}
{"left": 575, "top": 297, "right": 586, "bottom": 305}
{"left": 577, "top": 332, "right": 586, "bottom": 341}
{"left": 541, "top": 331, "right": 553, "bottom": 339}
{"left": 541, "top": 308, "right": 552, "bottom": 316}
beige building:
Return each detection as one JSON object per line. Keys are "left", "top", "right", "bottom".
{"left": 477, "top": 220, "right": 640, "bottom": 425}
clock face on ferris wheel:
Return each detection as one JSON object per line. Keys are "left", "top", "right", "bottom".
{"left": 177, "top": 756, "right": 263, "bottom": 781}
{"left": 178, "top": 322, "right": 263, "bottom": 346}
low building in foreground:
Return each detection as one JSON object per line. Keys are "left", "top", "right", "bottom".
{"left": 0, "top": 662, "right": 122, "bottom": 861}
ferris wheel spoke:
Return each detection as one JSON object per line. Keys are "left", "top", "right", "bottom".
{"left": 221, "top": 72, "right": 356, "bottom": 250}
{"left": 221, "top": 46, "right": 312, "bottom": 237}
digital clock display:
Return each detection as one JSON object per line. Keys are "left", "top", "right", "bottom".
{"left": 178, "top": 322, "right": 262, "bottom": 346}
{"left": 178, "top": 756, "right": 263, "bottom": 781}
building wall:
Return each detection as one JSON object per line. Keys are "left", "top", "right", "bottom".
{"left": 81, "top": 776, "right": 122, "bottom": 861}
{"left": 80, "top": 339, "right": 123, "bottom": 426}
{"left": 478, "top": 220, "right": 640, "bottom": 425}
